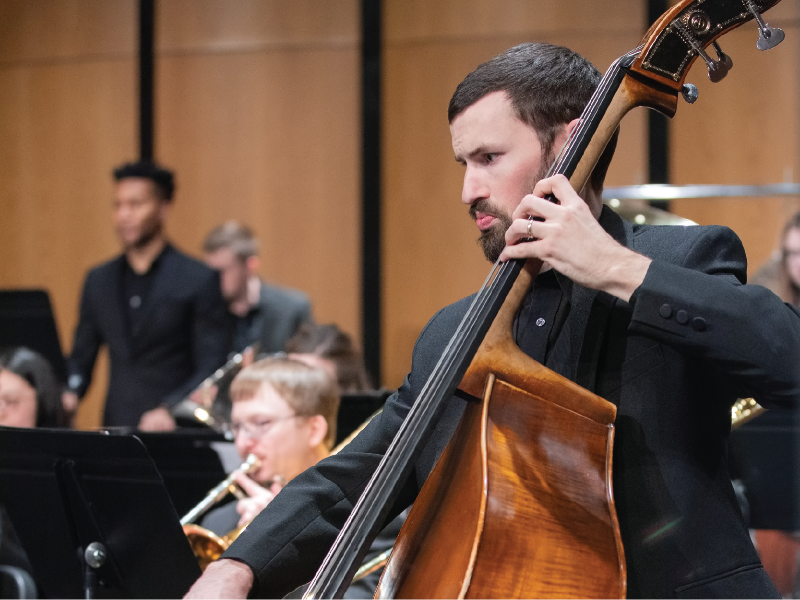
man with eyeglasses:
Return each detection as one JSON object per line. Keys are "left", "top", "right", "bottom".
{"left": 200, "top": 356, "right": 338, "bottom": 535}
{"left": 200, "top": 356, "right": 401, "bottom": 598}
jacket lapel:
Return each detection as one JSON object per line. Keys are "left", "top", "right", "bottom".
{"left": 569, "top": 207, "right": 632, "bottom": 392}
{"left": 106, "top": 256, "right": 132, "bottom": 359}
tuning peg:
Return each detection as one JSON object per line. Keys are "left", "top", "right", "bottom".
{"left": 712, "top": 41, "right": 734, "bottom": 71}
{"left": 744, "top": 0, "right": 785, "bottom": 50}
{"left": 673, "top": 21, "right": 730, "bottom": 83}
{"left": 703, "top": 51, "right": 730, "bottom": 83}
{"left": 681, "top": 83, "right": 699, "bottom": 104}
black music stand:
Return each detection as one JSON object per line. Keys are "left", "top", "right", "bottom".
{"left": 729, "top": 409, "right": 800, "bottom": 530}
{"left": 133, "top": 430, "right": 228, "bottom": 517}
{"left": 0, "top": 289, "right": 67, "bottom": 382}
{"left": 334, "top": 390, "right": 392, "bottom": 446}
{"left": 0, "top": 427, "right": 201, "bottom": 598}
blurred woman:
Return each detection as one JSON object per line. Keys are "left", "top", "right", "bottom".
{"left": 752, "top": 211, "right": 800, "bottom": 306}
{"left": 0, "top": 346, "right": 67, "bottom": 429}
{"left": 0, "top": 346, "right": 67, "bottom": 591}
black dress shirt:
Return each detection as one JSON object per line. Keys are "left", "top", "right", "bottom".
{"left": 514, "top": 269, "right": 572, "bottom": 376}
{"left": 120, "top": 246, "right": 166, "bottom": 343}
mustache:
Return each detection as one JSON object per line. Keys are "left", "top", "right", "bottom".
{"left": 468, "top": 199, "right": 504, "bottom": 221}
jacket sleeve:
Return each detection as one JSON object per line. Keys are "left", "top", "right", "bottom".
{"left": 65, "top": 273, "right": 102, "bottom": 398}
{"left": 629, "top": 225, "right": 800, "bottom": 408}
{"left": 162, "top": 269, "right": 231, "bottom": 407}
{"left": 221, "top": 301, "right": 463, "bottom": 598}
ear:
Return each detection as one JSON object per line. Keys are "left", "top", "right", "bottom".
{"left": 158, "top": 200, "right": 172, "bottom": 221}
{"left": 550, "top": 118, "right": 581, "bottom": 156}
{"left": 305, "top": 414, "right": 328, "bottom": 449}
{"left": 246, "top": 255, "right": 260, "bottom": 275}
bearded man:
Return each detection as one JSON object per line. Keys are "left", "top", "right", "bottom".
{"left": 186, "top": 43, "right": 800, "bottom": 599}
{"left": 64, "top": 161, "right": 229, "bottom": 429}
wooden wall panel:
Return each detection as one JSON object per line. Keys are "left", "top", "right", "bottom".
{"left": 0, "top": 0, "right": 135, "bottom": 63}
{"left": 156, "top": 0, "right": 362, "bottom": 348}
{"left": 382, "top": 0, "right": 647, "bottom": 388}
{"left": 0, "top": 0, "right": 137, "bottom": 429}
{"left": 670, "top": 2, "right": 800, "bottom": 274}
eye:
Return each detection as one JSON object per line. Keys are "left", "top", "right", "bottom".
{"left": 483, "top": 153, "right": 498, "bottom": 164}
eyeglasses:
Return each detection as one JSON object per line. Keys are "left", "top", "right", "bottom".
{"left": 230, "top": 414, "right": 299, "bottom": 439}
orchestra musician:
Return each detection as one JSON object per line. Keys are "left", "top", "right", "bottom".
{"left": 63, "top": 161, "right": 230, "bottom": 430}
{"left": 203, "top": 221, "right": 314, "bottom": 355}
{"left": 752, "top": 211, "right": 800, "bottom": 307}
{"left": 199, "top": 355, "right": 398, "bottom": 598}
{"left": 186, "top": 43, "right": 800, "bottom": 599}
{"left": 199, "top": 356, "right": 338, "bottom": 536}
{"left": 285, "top": 323, "right": 373, "bottom": 393}
{"left": 0, "top": 347, "right": 69, "bottom": 593}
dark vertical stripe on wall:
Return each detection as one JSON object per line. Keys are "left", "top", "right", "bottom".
{"left": 362, "top": 0, "right": 382, "bottom": 386}
{"left": 647, "top": 0, "right": 670, "bottom": 209}
{"left": 139, "top": 0, "right": 155, "bottom": 161}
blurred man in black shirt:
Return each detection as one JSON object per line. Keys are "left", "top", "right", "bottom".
{"left": 65, "top": 161, "right": 229, "bottom": 429}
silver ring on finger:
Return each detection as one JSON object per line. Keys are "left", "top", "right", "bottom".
{"left": 526, "top": 218, "right": 533, "bottom": 238}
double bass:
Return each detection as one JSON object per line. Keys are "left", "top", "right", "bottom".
{"left": 306, "top": 1, "right": 786, "bottom": 597}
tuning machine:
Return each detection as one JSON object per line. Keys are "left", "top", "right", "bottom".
{"left": 681, "top": 83, "right": 699, "bottom": 104}
{"left": 743, "top": 0, "right": 785, "bottom": 50}
{"left": 673, "top": 20, "right": 731, "bottom": 83}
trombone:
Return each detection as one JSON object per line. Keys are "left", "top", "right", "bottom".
{"left": 180, "top": 454, "right": 261, "bottom": 570}
{"left": 731, "top": 397, "right": 764, "bottom": 427}
{"left": 179, "top": 411, "right": 383, "bottom": 572}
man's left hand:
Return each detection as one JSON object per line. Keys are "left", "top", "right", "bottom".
{"left": 234, "top": 473, "right": 284, "bottom": 527}
{"left": 138, "top": 406, "right": 177, "bottom": 431}
{"left": 500, "top": 174, "right": 651, "bottom": 302}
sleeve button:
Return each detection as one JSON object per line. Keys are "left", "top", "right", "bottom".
{"left": 659, "top": 304, "right": 673, "bottom": 318}
{"left": 676, "top": 310, "right": 689, "bottom": 324}
{"left": 692, "top": 317, "right": 707, "bottom": 332}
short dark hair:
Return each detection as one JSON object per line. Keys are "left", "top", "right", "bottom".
{"left": 113, "top": 161, "right": 175, "bottom": 202}
{"left": 448, "top": 43, "right": 617, "bottom": 194}
{"left": 0, "top": 346, "right": 67, "bottom": 428}
{"left": 203, "top": 221, "right": 260, "bottom": 261}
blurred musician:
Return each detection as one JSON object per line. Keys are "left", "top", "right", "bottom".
{"left": 752, "top": 210, "right": 800, "bottom": 306}
{"left": 202, "top": 221, "right": 313, "bottom": 355}
{"left": 200, "top": 356, "right": 338, "bottom": 535}
{"left": 63, "top": 161, "right": 230, "bottom": 430}
{"left": 0, "top": 346, "right": 67, "bottom": 430}
{"left": 286, "top": 323, "right": 373, "bottom": 393}
{"left": 0, "top": 347, "right": 68, "bottom": 593}
{"left": 200, "top": 356, "right": 397, "bottom": 598}
{"left": 747, "top": 211, "right": 800, "bottom": 596}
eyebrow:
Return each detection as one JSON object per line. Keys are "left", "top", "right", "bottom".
{"left": 454, "top": 145, "right": 491, "bottom": 164}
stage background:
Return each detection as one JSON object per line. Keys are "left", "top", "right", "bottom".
{"left": 0, "top": 0, "right": 797, "bottom": 426}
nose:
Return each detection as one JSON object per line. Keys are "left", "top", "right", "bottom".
{"left": 114, "top": 204, "right": 131, "bottom": 222}
{"left": 461, "top": 165, "right": 488, "bottom": 206}
{"left": 236, "top": 433, "right": 256, "bottom": 456}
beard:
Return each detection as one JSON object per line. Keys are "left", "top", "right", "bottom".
{"left": 123, "top": 218, "right": 163, "bottom": 251}
{"left": 470, "top": 200, "right": 513, "bottom": 263}
{"left": 470, "top": 154, "right": 554, "bottom": 263}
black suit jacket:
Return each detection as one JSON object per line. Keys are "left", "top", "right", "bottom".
{"left": 225, "top": 209, "right": 800, "bottom": 598}
{"left": 232, "top": 281, "right": 313, "bottom": 354}
{"left": 67, "top": 244, "right": 230, "bottom": 426}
